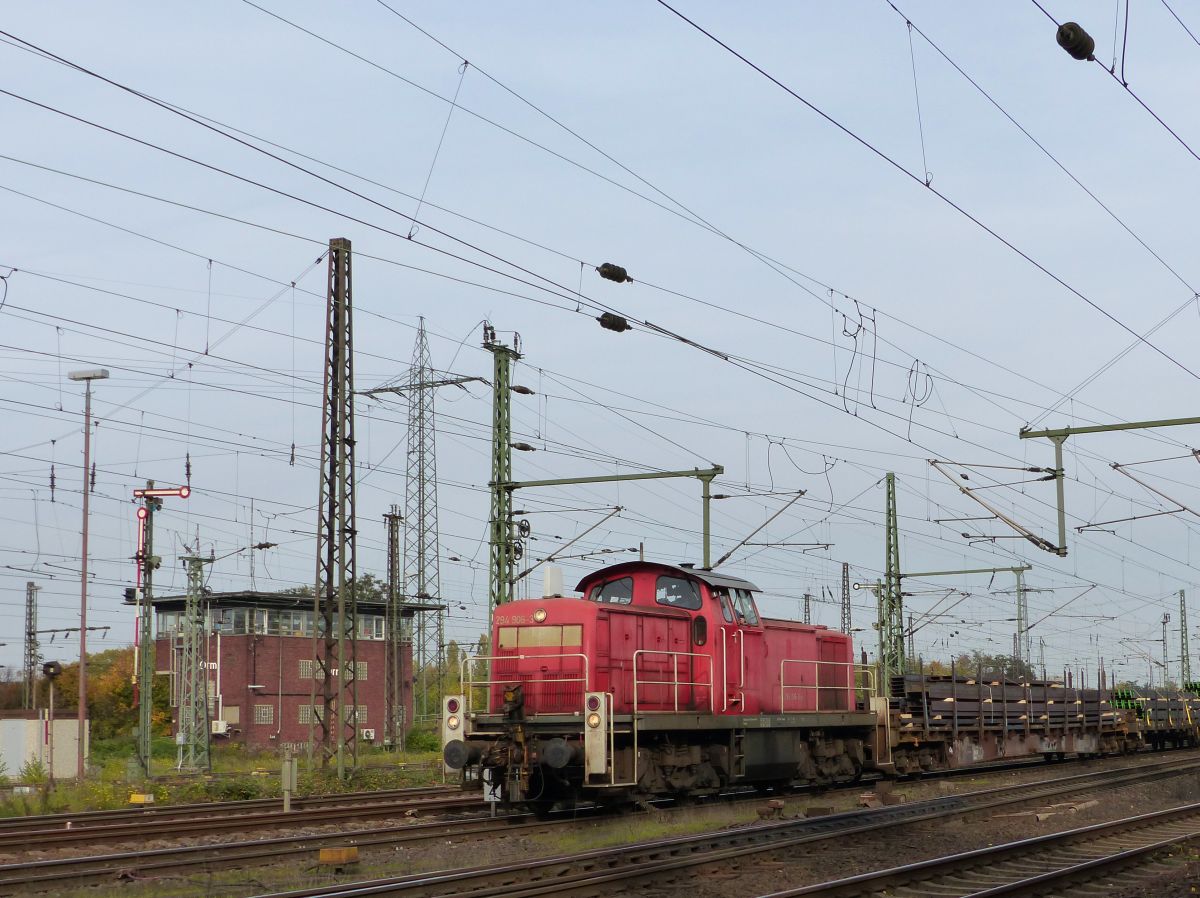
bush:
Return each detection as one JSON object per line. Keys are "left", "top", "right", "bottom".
{"left": 404, "top": 728, "right": 441, "bottom": 752}
{"left": 18, "top": 759, "right": 48, "bottom": 785}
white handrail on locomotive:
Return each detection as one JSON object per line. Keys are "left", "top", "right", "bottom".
{"left": 721, "top": 627, "right": 745, "bottom": 712}
{"left": 778, "top": 659, "right": 877, "bottom": 712}
{"left": 631, "top": 649, "right": 716, "bottom": 714}
{"left": 459, "top": 652, "right": 591, "bottom": 715}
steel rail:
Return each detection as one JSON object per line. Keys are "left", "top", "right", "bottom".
{"left": 0, "top": 811, "right": 561, "bottom": 891}
{"left": 246, "top": 755, "right": 1200, "bottom": 898}
{"left": 1, "top": 754, "right": 1171, "bottom": 893}
{"left": 0, "top": 785, "right": 457, "bottom": 833}
{"left": 0, "top": 793, "right": 480, "bottom": 851}
{"left": 770, "top": 802, "right": 1200, "bottom": 896}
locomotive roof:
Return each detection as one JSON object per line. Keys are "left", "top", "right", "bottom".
{"left": 574, "top": 561, "right": 760, "bottom": 593}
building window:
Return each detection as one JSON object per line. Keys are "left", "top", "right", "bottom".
{"left": 254, "top": 704, "right": 274, "bottom": 725}
{"left": 299, "top": 704, "right": 324, "bottom": 725}
{"left": 342, "top": 704, "right": 368, "bottom": 725}
{"left": 352, "top": 614, "right": 385, "bottom": 640}
{"left": 356, "top": 661, "right": 368, "bottom": 681}
{"left": 299, "top": 659, "right": 313, "bottom": 680}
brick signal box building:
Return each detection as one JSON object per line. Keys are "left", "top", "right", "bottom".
{"left": 149, "top": 591, "right": 415, "bottom": 754}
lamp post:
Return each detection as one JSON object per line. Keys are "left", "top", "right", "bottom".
{"left": 68, "top": 367, "right": 108, "bottom": 781}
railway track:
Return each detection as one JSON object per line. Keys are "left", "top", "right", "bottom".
{"left": 0, "top": 789, "right": 479, "bottom": 853}
{"left": 0, "top": 785, "right": 457, "bottom": 835}
{"left": 0, "top": 811, "right": 556, "bottom": 893}
{"left": 238, "top": 754, "right": 1200, "bottom": 898}
{"left": 772, "top": 801, "right": 1200, "bottom": 896}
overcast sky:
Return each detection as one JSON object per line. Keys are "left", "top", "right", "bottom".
{"left": 2, "top": 1, "right": 1199, "bottom": 686}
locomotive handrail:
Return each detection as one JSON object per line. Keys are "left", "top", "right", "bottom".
{"left": 631, "top": 649, "right": 715, "bottom": 714}
{"left": 779, "top": 659, "right": 873, "bottom": 712}
{"left": 459, "top": 652, "right": 590, "bottom": 715}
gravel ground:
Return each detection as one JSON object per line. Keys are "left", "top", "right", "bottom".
{"left": 17, "top": 752, "right": 1200, "bottom": 897}
{"left": 640, "top": 766, "right": 1200, "bottom": 897}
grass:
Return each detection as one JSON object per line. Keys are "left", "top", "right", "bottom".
{"left": 0, "top": 736, "right": 445, "bottom": 817}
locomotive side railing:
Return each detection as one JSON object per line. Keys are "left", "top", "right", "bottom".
{"left": 632, "top": 649, "right": 715, "bottom": 714}
{"left": 459, "top": 653, "right": 590, "bottom": 715}
{"left": 779, "top": 660, "right": 875, "bottom": 712}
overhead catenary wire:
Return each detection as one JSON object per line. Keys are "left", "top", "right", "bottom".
{"left": 0, "top": 12, "right": 1190, "bottom": 672}
{"left": 652, "top": 0, "right": 1200, "bottom": 386}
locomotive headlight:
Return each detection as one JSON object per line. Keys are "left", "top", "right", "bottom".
{"left": 533, "top": 608, "right": 548, "bottom": 623}
{"left": 446, "top": 715, "right": 461, "bottom": 731}
{"left": 586, "top": 712, "right": 602, "bottom": 729}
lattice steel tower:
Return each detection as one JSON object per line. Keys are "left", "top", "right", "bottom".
{"left": 1015, "top": 568, "right": 1031, "bottom": 667}
{"left": 310, "top": 237, "right": 358, "bottom": 778}
{"left": 879, "top": 473, "right": 905, "bottom": 682}
{"left": 384, "top": 506, "right": 406, "bottom": 747}
{"left": 1181, "top": 590, "right": 1192, "bottom": 688}
{"left": 485, "top": 324, "right": 521, "bottom": 630}
{"left": 23, "top": 582, "right": 39, "bottom": 710}
{"left": 404, "top": 319, "right": 444, "bottom": 721}
{"left": 176, "top": 550, "right": 211, "bottom": 771}
{"left": 840, "top": 563, "right": 851, "bottom": 635}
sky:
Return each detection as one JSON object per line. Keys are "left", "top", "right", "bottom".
{"left": 1, "top": 1, "right": 1199, "bottom": 688}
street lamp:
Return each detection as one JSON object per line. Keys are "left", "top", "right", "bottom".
{"left": 68, "top": 367, "right": 108, "bottom": 781}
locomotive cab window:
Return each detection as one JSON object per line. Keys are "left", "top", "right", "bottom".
{"left": 714, "top": 590, "right": 734, "bottom": 623}
{"left": 655, "top": 575, "right": 701, "bottom": 610}
{"left": 732, "top": 588, "right": 760, "bottom": 626}
{"left": 589, "top": 576, "right": 633, "bottom": 605}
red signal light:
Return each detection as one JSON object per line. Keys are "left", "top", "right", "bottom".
{"left": 447, "top": 698, "right": 460, "bottom": 714}
{"left": 136, "top": 507, "right": 148, "bottom": 520}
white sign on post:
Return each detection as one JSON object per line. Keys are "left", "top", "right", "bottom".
{"left": 481, "top": 766, "right": 501, "bottom": 803}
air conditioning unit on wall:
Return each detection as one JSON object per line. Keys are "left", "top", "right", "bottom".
{"left": 360, "top": 728, "right": 376, "bottom": 741}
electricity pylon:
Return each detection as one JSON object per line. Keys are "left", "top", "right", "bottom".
{"left": 363, "top": 320, "right": 480, "bottom": 722}
{"left": 403, "top": 321, "right": 444, "bottom": 720}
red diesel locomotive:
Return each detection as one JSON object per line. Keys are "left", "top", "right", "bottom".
{"left": 441, "top": 560, "right": 883, "bottom": 809}
{"left": 443, "top": 560, "right": 1200, "bottom": 810}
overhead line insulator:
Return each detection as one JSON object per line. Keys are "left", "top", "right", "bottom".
{"left": 597, "top": 312, "right": 631, "bottom": 333}
{"left": 596, "top": 262, "right": 633, "bottom": 284}
{"left": 1056, "top": 22, "right": 1095, "bottom": 61}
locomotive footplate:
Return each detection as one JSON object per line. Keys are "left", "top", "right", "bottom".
{"left": 456, "top": 710, "right": 879, "bottom": 799}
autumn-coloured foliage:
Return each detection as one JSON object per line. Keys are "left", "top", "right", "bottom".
{"left": 0, "top": 648, "right": 171, "bottom": 740}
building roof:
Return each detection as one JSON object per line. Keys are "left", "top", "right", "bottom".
{"left": 126, "top": 589, "right": 444, "bottom": 615}
{"left": 574, "top": 561, "right": 760, "bottom": 593}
